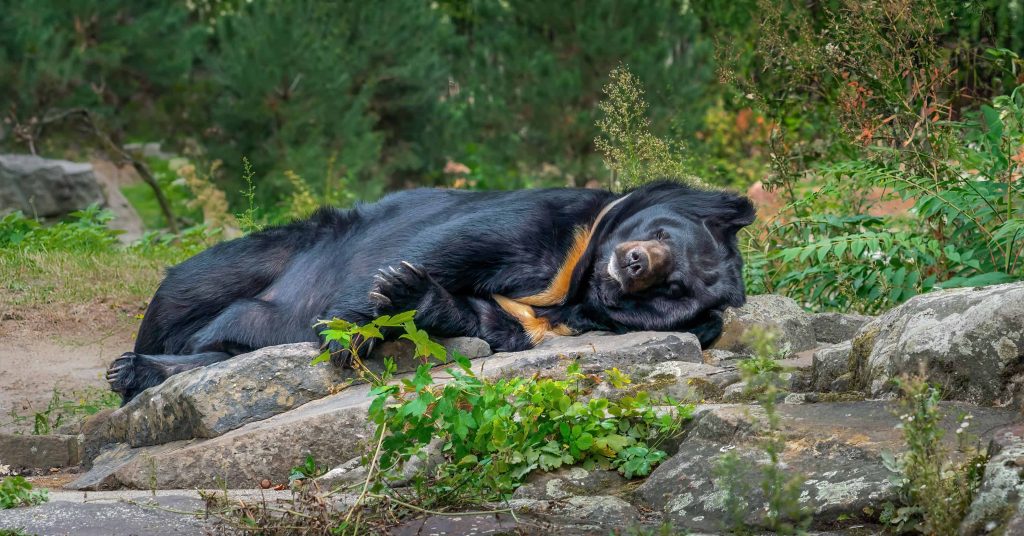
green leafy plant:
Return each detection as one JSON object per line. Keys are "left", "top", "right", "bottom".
{"left": 0, "top": 205, "right": 121, "bottom": 252}
{"left": 289, "top": 455, "right": 327, "bottom": 485}
{"left": 236, "top": 157, "right": 263, "bottom": 234}
{"left": 0, "top": 476, "right": 48, "bottom": 509}
{"left": 313, "top": 312, "right": 693, "bottom": 533}
{"left": 880, "top": 376, "right": 987, "bottom": 534}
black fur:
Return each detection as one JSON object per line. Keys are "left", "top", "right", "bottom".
{"left": 107, "top": 181, "right": 755, "bottom": 403}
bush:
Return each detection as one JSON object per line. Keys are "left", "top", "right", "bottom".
{"left": 315, "top": 312, "right": 692, "bottom": 517}
{"left": 0, "top": 476, "right": 47, "bottom": 509}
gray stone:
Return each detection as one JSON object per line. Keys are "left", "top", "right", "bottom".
{"left": 504, "top": 495, "right": 641, "bottom": 530}
{"left": 722, "top": 382, "right": 748, "bottom": 402}
{"left": 0, "top": 494, "right": 210, "bottom": 535}
{"left": 0, "top": 154, "right": 105, "bottom": 218}
{"left": 512, "top": 466, "right": 629, "bottom": 500}
{"left": 74, "top": 331, "right": 700, "bottom": 490}
{"left": 714, "top": 295, "right": 817, "bottom": 355}
{"left": 810, "top": 312, "right": 873, "bottom": 344}
{"left": 636, "top": 402, "right": 1020, "bottom": 533}
{"left": 596, "top": 360, "right": 735, "bottom": 403}
{"left": 811, "top": 340, "right": 853, "bottom": 392}
{"left": 960, "top": 423, "right": 1024, "bottom": 535}
{"left": 847, "top": 282, "right": 1024, "bottom": 406}
{"left": 69, "top": 383, "right": 377, "bottom": 490}
{"left": 89, "top": 338, "right": 490, "bottom": 457}
{"left": 482, "top": 331, "right": 703, "bottom": 379}
{"left": 0, "top": 433, "right": 81, "bottom": 471}
{"left": 703, "top": 348, "right": 745, "bottom": 366}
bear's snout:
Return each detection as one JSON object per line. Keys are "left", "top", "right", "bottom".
{"left": 612, "top": 240, "right": 672, "bottom": 292}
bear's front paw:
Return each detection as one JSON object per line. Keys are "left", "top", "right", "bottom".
{"left": 106, "top": 352, "right": 139, "bottom": 396}
{"left": 369, "top": 261, "right": 431, "bottom": 314}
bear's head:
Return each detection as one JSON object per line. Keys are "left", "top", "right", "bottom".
{"left": 581, "top": 181, "right": 756, "bottom": 339}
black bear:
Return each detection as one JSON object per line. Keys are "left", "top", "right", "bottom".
{"left": 107, "top": 180, "right": 755, "bottom": 403}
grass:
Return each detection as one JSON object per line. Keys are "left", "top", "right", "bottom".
{"left": 0, "top": 249, "right": 178, "bottom": 309}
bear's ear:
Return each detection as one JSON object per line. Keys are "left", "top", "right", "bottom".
{"left": 709, "top": 195, "right": 756, "bottom": 236}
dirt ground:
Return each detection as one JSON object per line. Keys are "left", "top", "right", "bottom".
{"left": 0, "top": 302, "right": 139, "bottom": 432}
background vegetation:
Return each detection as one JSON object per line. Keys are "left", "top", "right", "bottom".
{"left": 2, "top": 0, "right": 1023, "bottom": 313}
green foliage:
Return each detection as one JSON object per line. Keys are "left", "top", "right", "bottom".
{"left": 289, "top": 455, "right": 326, "bottom": 485}
{"left": 317, "top": 313, "right": 693, "bottom": 515}
{"left": 0, "top": 206, "right": 121, "bottom": 252}
{"left": 236, "top": 157, "right": 263, "bottom": 234}
{"left": 0, "top": 0, "right": 204, "bottom": 145}
{"left": 207, "top": 0, "right": 453, "bottom": 199}
{"left": 719, "top": 0, "right": 1024, "bottom": 313}
{"left": 0, "top": 476, "right": 48, "bottom": 509}
{"left": 880, "top": 376, "right": 987, "bottom": 534}
{"left": 444, "top": 0, "right": 717, "bottom": 187}
{"left": 594, "top": 65, "right": 699, "bottom": 191}
{"left": 746, "top": 85, "right": 1024, "bottom": 313}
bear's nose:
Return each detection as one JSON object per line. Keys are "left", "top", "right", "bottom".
{"left": 621, "top": 247, "right": 648, "bottom": 277}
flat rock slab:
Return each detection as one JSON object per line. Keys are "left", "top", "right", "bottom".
{"left": 0, "top": 495, "right": 208, "bottom": 536}
{"left": 105, "top": 337, "right": 491, "bottom": 451}
{"left": 0, "top": 433, "right": 81, "bottom": 471}
{"left": 77, "top": 331, "right": 702, "bottom": 489}
{"left": 636, "top": 401, "right": 1021, "bottom": 533}
{"left": 0, "top": 489, "right": 298, "bottom": 536}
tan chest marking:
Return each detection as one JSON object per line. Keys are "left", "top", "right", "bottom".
{"left": 493, "top": 294, "right": 574, "bottom": 345}
{"left": 495, "top": 194, "right": 631, "bottom": 343}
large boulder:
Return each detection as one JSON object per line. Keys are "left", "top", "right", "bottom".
{"left": 960, "top": 423, "right": 1024, "bottom": 535}
{"left": 85, "top": 339, "right": 491, "bottom": 456}
{"left": 847, "top": 282, "right": 1024, "bottom": 406}
{"left": 0, "top": 154, "right": 105, "bottom": 218}
{"left": 714, "top": 295, "right": 817, "bottom": 354}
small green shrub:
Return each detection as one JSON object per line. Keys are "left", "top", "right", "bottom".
{"left": 0, "top": 205, "right": 121, "bottom": 252}
{"left": 289, "top": 455, "right": 327, "bottom": 485}
{"left": 716, "top": 327, "right": 810, "bottom": 534}
{"left": 880, "top": 376, "right": 987, "bottom": 534}
{"left": 0, "top": 476, "right": 47, "bottom": 509}
{"left": 595, "top": 65, "right": 705, "bottom": 192}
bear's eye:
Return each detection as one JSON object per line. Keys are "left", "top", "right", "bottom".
{"left": 655, "top": 229, "right": 670, "bottom": 241}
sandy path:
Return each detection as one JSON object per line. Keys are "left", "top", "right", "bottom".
{"left": 0, "top": 307, "right": 137, "bottom": 431}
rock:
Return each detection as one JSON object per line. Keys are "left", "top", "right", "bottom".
{"left": 847, "top": 282, "right": 1024, "bottom": 406}
{"left": 74, "top": 331, "right": 700, "bottom": 489}
{"left": 0, "top": 433, "right": 81, "bottom": 471}
{"left": 722, "top": 382, "right": 748, "bottom": 402}
{"left": 703, "top": 348, "right": 745, "bottom": 366}
{"left": 69, "top": 383, "right": 377, "bottom": 490}
{"left": 811, "top": 341, "right": 853, "bottom": 392}
{"left": 90, "top": 338, "right": 490, "bottom": 456}
{"left": 504, "top": 495, "right": 641, "bottom": 530}
{"left": 635, "top": 402, "right": 1020, "bottom": 533}
{"left": 810, "top": 312, "right": 873, "bottom": 344}
{"left": 714, "top": 295, "right": 817, "bottom": 355}
{"left": 512, "top": 467, "right": 629, "bottom": 500}
{"left": 483, "top": 331, "right": 703, "bottom": 379}
{"left": 0, "top": 154, "right": 105, "bottom": 218}
{"left": 595, "top": 360, "right": 736, "bottom": 403}
{"left": 0, "top": 493, "right": 211, "bottom": 535}
{"left": 960, "top": 423, "right": 1024, "bottom": 534}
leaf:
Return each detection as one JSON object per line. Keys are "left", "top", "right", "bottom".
{"left": 311, "top": 351, "right": 331, "bottom": 366}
